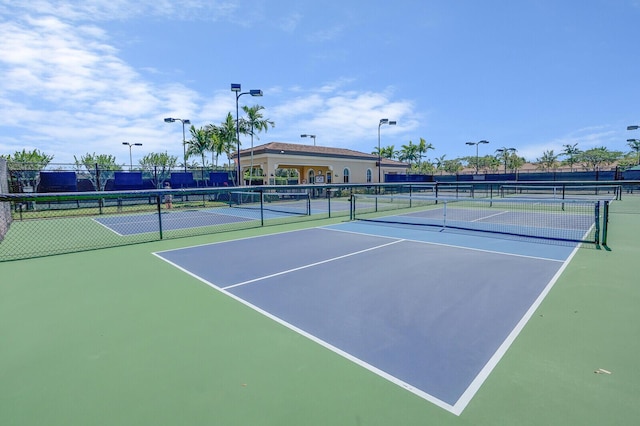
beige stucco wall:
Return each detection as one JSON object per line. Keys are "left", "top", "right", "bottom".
{"left": 240, "top": 152, "right": 405, "bottom": 185}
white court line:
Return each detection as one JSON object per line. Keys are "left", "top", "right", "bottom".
{"left": 222, "top": 239, "right": 405, "bottom": 290}
{"left": 471, "top": 210, "right": 509, "bottom": 222}
{"left": 321, "top": 225, "right": 566, "bottom": 263}
{"left": 452, "top": 241, "right": 582, "bottom": 415}
{"left": 152, "top": 224, "right": 575, "bottom": 415}
{"left": 91, "top": 217, "right": 125, "bottom": 236}
{"left": 152, "top": 245, "right": 457, "bottom": 414}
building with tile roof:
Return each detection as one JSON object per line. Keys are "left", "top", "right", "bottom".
{"left": 237, "top": 142, "right": 409, "bottom": 185}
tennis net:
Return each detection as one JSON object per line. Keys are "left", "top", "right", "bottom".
{"left": 350, "top": 194, "right": 603, "bottom": 245}
{"left": 499, "top": 184, "right": 621, "bottom": 201}
{"left": 229, "top": 191, "right": 311, "bottom": 216}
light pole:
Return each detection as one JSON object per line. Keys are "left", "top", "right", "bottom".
{"left": 300, "top": 134, "right": 316, "bottom": 146}
{"left": 231, "top": 84, "right": 263, "bottom": 186}
{"left": 378, "top": 119, "right": 396, "bottom": 183}
{"left": 465, "top": 140, "right": 490, "bottom": 174}
{"left": 164, "top": 117, "right": 191, "bottom": 172}
{"left": 495, "top": 147, "right": 516, "bottom": 174}
{"left": 628, "top": 126, "right": 640, "bottom": 165}
{"left": 122, "top": 142, "right": 142, "bottom": 171}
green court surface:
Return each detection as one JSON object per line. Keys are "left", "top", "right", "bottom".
{"left": 1, "top": 199, "right": 639, "bottom": 425}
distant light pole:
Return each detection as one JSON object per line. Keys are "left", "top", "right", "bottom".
{"left": 628, "top": 126, "right": 640, "bottom": 165}
{"left": 122, "top": 142, "right": 143, "bottom": 171}
{"left": 465, "top": 140, "right": 490, "bottom": 174}
{"left": 378, "top": 119, "right": 397, "bottom": 183}
{"left": 300, "top": 134, "right": 316, "bottom": 146}
{"left": 231, "top": 84, "right": 263, "bottom": 186}
{"left": 164, "top": 117, "right": 191, "bottom": 172}
{"left": 495, "top": 147, "right": 517, "bottom": 174}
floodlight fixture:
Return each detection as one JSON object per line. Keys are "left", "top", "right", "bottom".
{"left": 378, "top": 118, "right": 397, "bottom": 183}
{"left": 164, "top": 117, "right": 191, "bottom": 171}
{"left": 232, "top": 83, "right": 264, "bottom": 185}
{"left": 466, "top": 140, "right": 490, "bottom": 174}
{"left": 301, "top": 134, "right": 317, "bottom": 145}
{"left": 122, "top": 142, "right": 143, "bottom": 171}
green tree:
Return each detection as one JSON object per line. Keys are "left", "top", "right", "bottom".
{"left": 74, "top": 153, "right": 122, "bottom": 191}
{"left": 561, "top": 143, "right": 581, "bottom": 172}
{"left": 577, "top": 147, "right": 621, "bottom": 171}
{"left": 443, "top": 159, "right": 463, "bottom": 175}
{"left": 416, "top": 138, "right": 434, "bottom": 167}
{"left": 495, "top": 147, "right": 517, "bottom": 174}
{"left": 372, "top": 145, "right": 397, "bottom": 159}
{"left": 434, "top": 155, "right": 447, "bottom": 175}
{"left": 139, "top": 152, "right": 178, "bottom": 188}
{"left": 627, "top": 139, "right": 640, "bottom": 165}
{"left": 398, "top": 141, "right": 419, "bottom": 165}
{"left": 203, "top": 124, "right": 224, "bottom": 168}
{"left": 536, "top": 150, "right": 559, "bottom": 172}
{"left": 480, "top": 155, "right": 501, "bottom": 173}
{"left": 2, "top": 149, "right": 54, "bottom": 191}
{"left": 216, "top": 112, "right": 239, "bottom": 184}
{"left": 186, "top": 125, "right": 213, "bottom": 183}
{"left": 240, "top": 104, "right": 274, "bottom": 184}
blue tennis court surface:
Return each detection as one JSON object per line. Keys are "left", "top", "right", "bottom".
{"left": 93, "top": 207, "right": 297, "bottom": 235}
{"left": 154, "top": 224, "right": 578, "bottom": 415}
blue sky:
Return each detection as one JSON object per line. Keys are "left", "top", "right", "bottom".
{"left": 1, "top": 0, "right": 639, "bottom": 167}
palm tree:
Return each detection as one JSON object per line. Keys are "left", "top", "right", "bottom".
{"left": 240, "top": 104, "right": 274, "bottom": 185}
{"left": 204, "top": 124, "right": 224, "bottom": 168}
{"left": 495, "top": 147, "right": 517, "bottom": 174}
{"left": 562, "top": 143, "right": 581, "bottom": 172}
{"left": 186, "top": 125, "right": 212, "bottom": 184}
{"left": 398, "top": 141, "right": 419, "bottom": 165}
{"left": 536, "top": 150, "right": 559, "bottom": 172}
{"left": 417, "top": 138, "right": 434, "bottom": 167}
{"left": 372, "top": 145, "right": 397, "bottom": 159}
{"left": 434, "top": 155, "right": 446, "bottom": 175}
{"left": 218, "top": 112, "right": 238, "bottom": 184}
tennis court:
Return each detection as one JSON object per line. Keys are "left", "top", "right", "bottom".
{"left": 155, "top": 210, "right": 580, "bottom": 415}
{"left": 2, "top": 185, "right": 639, "bottom": 425}
{"left": 92, "top": 191, "right": 351, "bottom": 236}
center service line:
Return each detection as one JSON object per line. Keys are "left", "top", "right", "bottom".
{"left": 222, "top": 239, "right": 405, "bottom": 291}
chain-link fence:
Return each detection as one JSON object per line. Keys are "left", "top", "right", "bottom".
{"left": 0, "top": 184, "right": 404, "bottom": 261}
{"left": 1, "top": 181, "right": 636, "bottom": 262}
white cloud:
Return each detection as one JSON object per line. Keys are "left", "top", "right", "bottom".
{"left": 1, "top": 0, "right": 244, "bottom": 23}
{"left": 0, "top": 12, "right": 201, "bottom": 163}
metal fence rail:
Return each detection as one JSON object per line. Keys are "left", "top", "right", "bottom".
{"left": 0, "top": 182, "right": 635, "bottom": 261}
{"left": 0, "top": 184, "right": 433, "bottom": 261}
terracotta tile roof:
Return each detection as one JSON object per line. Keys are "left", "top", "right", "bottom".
{"left": 240, "top": 142, "right": 408, "bottom": 167}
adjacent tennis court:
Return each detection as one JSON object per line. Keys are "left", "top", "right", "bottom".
{"left": 92, "top": 191, "right": 351, "bottom": 236}
{"left": 155, "top": 213, "right": 579, "bottom": 415}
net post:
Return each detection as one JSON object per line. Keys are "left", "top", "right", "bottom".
{"left": 327, "top": 188, "right": 331, "bottom": 218}
{"left": 156, "top": 195, "right": 163, "bottom": 240}
{"left": 602, "top": 200, "right": 609, "bottom": 247}
{"left": 594, "top": 201, "right": 600, "bottom": 247}
{"left": 349, "top": 193, "right": 354, "bottom": 220}
{"left": 259, "top": 189, "right": 264, "bottom": 226}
